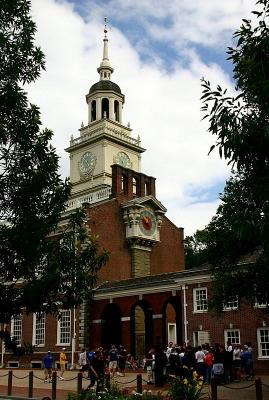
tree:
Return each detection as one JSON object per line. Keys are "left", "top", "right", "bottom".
{"left": 184, "top": 230, "right": 210, "bottom": 269}
{"left": 0, "top": 0, "right": 108, "bottom": 321}
{"left": 197, "top": 0, "right": 269, "bottom": 310}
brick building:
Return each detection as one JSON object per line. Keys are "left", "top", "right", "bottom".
{"left": 1, "top": 24, "right": 269, "bottom": 373}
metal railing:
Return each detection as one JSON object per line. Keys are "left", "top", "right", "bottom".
{"left": 0, "top": 370, "right": 146, "bottom": 400}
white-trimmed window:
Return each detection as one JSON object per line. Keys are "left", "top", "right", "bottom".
{"left": 193, "top": 331, "right": 210, "bottom": 347}
{"left": 57, "top": 310, "right": 71, "bottom": 346}
{"left": 224, "top": 329, "right": 240, "bottom": 345}
{"left": 223, "top": 296, "right": 239, "bottom": 311}
{"left": 193, "top": 288, "right": 208, "bottom": 312}
{"left": 255, "top": 301, "right": 268, "bottom": 309}
{"left": 33, "top": 313, "right": 45, "bottom": 346}
{"left": 257, "top": 328, "right": 269, "bottom": 358}
{"left": 11, "top": 316, "right": 22, "bottom": 346}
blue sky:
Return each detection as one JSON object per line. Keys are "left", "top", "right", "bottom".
{"left": 29, "top": 0, "right": 255, "bottom": 236}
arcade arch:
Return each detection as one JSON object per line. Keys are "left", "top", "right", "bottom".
{"left": 162, "top": 296, "right": 182, "bottom": 346}
{"left": 130, "top": 300, "right": 153, "bottom": 359}
{"left": 101, "top": 303, "right": 122, "bottom": 348}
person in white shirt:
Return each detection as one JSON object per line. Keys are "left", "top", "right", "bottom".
{"left": 79, "top": 348, "right": 88, "bottom": 378}
{"left": 195, "top": 346, "right": 206, "bottom": 379}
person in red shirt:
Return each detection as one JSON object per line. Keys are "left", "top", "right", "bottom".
{"left": 204, "top": 348, "right": 214, "bottom": 384}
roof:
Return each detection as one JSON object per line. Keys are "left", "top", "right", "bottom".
{"left": 89, "top": 80, "right": 122, "bottom": 95}
{"left": 94, "top": 267, "right": 210, "bottom": 295}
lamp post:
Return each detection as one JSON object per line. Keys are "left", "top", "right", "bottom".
{"left": 71, "top": 306, "right": 76, "bottom": 369}
{"left": 1, "top": 324, "right": 5, "bottom": 367}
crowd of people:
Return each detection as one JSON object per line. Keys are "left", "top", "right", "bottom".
{"left": 161, "top": 340, "right": 254, "bottom": 385}
{"left": 42, "top": 340, "right": 254, "bottom": 390}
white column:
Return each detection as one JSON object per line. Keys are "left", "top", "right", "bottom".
{"left": 88, "top": 102, "right": 91, "bottom": 124}
{"left": 182, "top": 285, "right": 188, "bottom": 344}
{"left": 109, "top": 97, "right": 114, "bottom": 120}
{"left": 97, "top": 97, "right": 102, "bottom": 120}
{"left": 119, "top": 101, "right": 123, "bottom": 123}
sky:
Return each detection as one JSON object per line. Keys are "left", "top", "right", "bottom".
{"left": 28, "top": 0, "right": 256, "bottom": 236}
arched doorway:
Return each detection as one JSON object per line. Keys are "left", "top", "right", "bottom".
{"left": 130, "top": 300, "right": 153, "bottom": 359}
{"left": 101, "top": 303, "right": 122, "bottom": 348}
{"left": 162, "top": 296, "right": 182, "bottom": 346}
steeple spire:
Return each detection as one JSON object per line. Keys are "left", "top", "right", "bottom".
{"left": 97, "top": 17, "right": 114, "bottom": 81}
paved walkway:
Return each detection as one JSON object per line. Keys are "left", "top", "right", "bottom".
{"left": 0, "top": 369, "right": 268, "bottom": 399}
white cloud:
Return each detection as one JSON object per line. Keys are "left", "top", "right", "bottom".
{"left": 28, "top": 0, "right": 252, "bottom": 235}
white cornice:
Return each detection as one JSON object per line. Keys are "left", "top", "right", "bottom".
{"left": 93, "top": 271, "right": 211, "bottom": 300}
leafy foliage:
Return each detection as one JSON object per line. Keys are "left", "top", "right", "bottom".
{"left": 196, "top": 0, "right": 269, "bottom": 310}
{"left": 168, "top": 371, "right": 203, "bottom": 400}
{"left": 185, "top": 230, "right": 210, "bottom": 269}
{"left": 0, "top": 0, "right": 108, "bottom": 321}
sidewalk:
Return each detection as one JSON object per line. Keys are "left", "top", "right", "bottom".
{"left": 0, "top": 369, "right": 268, "bottom": 400}
{"left": 0, "top": 369, "right": 153, "bottom": 400}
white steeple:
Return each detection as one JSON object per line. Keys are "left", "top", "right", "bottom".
{"left": 97, "top": 18, "right": 114, "bottom": 81}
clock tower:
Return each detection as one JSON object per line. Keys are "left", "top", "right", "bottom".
{"left": 65, "top": 21, "right": 145, "bottom": 207}
{"left": 64, "top": 21, "right": 174, "bottom": 283}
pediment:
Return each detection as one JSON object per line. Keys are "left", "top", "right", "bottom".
{"left": 122, "top": 195, "right": 167, "bottom": 215}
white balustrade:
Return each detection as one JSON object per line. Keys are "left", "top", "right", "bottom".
{"left": 65, "top": 187, "right": 112, "bottom": 212}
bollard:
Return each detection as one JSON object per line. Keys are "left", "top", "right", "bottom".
{"left": 105, "top": 372, "right": 110, "bottom": 392}
{"left": 28, "top": 370, "right": 33, "bottom": 398}
{"left": 7, "top": 370, "right": 13, "bottom": 396}
{"left": 211, "top": 377, "right": 218, "bottom": 400}
{"left": 255, "top": 378, "right": 263, "bottom": 400}
{"left": 137, "top": 374, "right": 142, "bottom": 394}
{"left": 77, "top": 372, "right": 83, "bottom": 394}
{"left": 51, "top": 371, "right": 57, "bottom": 400}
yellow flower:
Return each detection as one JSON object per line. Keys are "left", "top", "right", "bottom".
{"left": 183, "top": 378, "right": 188, "bottom": 385}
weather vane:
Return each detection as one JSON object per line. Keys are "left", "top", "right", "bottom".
{"left": 104, "top": 17, "right": 108, "bottom": 37}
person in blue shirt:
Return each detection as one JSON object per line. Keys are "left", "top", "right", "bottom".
{"left": 241, "top": 345, "right": 254, "bottom": 380}
{"left": 43, "top": 351, "right": 54, "bottom": 383}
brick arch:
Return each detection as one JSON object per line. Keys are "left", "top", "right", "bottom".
{"left": 101, "top": 303, "right": 122, "bottom": 348}
{"left": 162, "top": 295, "right": 183, "bottom": 346}
{"left": 130, "top": 299, "right": 153, "bottom": 358}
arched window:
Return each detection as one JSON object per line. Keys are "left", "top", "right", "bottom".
{"left": 91, "top": 100, "right": 96, "bottom": 121}
{"left": 114, "top": 100, "right": 119, "bottom": 122}
{"left": 102, "top": 98, "right": 109, "bottom": 119}
{"left": 104, "top": 72, "right": 107, "bottom": 78}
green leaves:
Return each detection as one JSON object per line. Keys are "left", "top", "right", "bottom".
{"left": 0, "top": 0, "right": 108, "bottom": 321}
{"left": 198, "top": 0, "right": 269, "bottom": 311}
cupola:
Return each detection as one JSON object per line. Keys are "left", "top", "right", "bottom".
{"left": 86, "top": 19, "right": 125, "bottom": 124}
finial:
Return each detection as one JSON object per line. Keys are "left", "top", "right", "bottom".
{"left": 104, "top": 17, "right": 108, "bottom": 38}
{"left": 97, "top": 16, "right": 114, "bottom": 79}
{"left": 81, "top": 121, "right": 84, "bottom": 128}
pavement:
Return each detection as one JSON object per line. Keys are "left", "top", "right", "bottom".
{"left": 0, "top": 369, "right": 268, "bottom": 400}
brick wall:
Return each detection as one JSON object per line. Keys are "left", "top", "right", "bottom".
{"left": 151, "top": 217, "right": 185, "bottom": 274}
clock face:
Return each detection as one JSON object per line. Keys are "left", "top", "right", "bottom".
{"left": 139, "top": 209, "right": 156, "bottom": 236}
{"left": 79, "top": 152, "right": 96, "bottom": 174}
{"left": 116, "top": 152, "right": 130, "bottom": 168}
